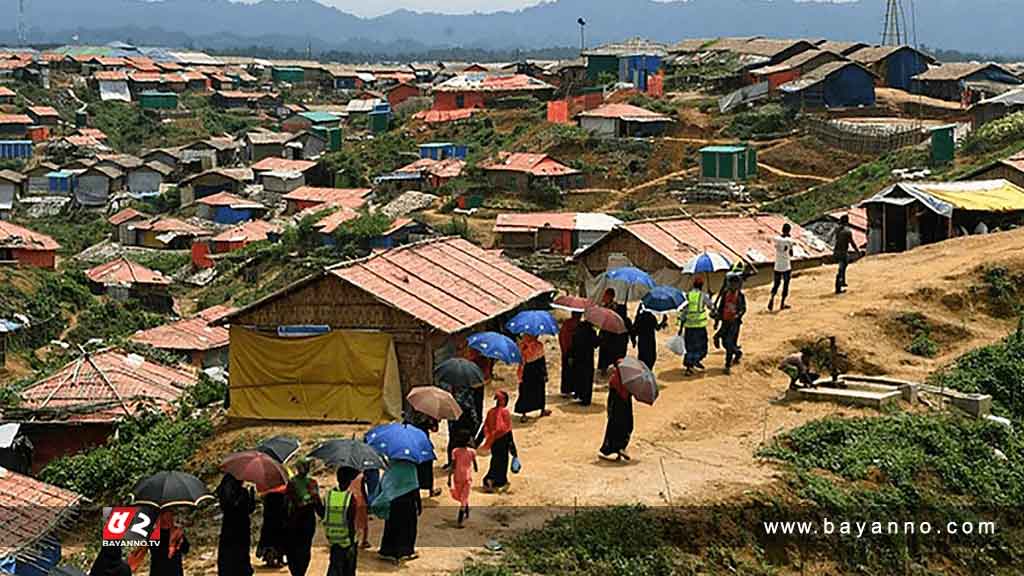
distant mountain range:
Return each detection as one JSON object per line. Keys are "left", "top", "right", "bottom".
{"left": 1, "top": 0, "right": 1022, "bottom": 58}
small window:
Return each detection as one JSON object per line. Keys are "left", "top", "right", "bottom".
{"left": 455, "top": 94, "right": 465, "bottom": 108}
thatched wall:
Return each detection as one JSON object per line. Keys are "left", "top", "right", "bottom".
{"left": 576, "top": 229, "right": 675, "bottom": 275}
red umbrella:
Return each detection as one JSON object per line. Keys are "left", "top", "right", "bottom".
{"left": 617, "top": 357, "right": 659, "bottom": 405}
{"left": 552, "top": 295, "right": 591, "bottom": 312}
{"left": 584, "top": 306, "right": 627, "bottom": 334}
{"left": 220, "top": 451, "right": 289, "bottom": 493}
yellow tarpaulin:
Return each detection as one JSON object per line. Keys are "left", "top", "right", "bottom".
{"left": 918, "top": 181, "right": 1024, "bottom": 213}
{"left": 228, "top": 326, "right": 402, "bottom": 422}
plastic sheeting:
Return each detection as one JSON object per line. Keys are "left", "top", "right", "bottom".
{"left": 228, "top": 326, "right": 402, "bottom": 422}
{"left": 99, "top": 80, "right": 131, "bottom": 102}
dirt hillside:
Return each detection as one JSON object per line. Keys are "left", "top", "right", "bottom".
{"left": 176, "top": 229, "right": 1024, "bottom": 576}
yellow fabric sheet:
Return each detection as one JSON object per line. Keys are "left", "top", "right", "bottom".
{"left": 229, "top": 326, "right": 402, "bottom": 422}
{"left": 920, "top": 182, "right": 1024, "bottom": 212}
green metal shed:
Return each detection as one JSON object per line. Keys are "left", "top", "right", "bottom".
{"left": 138, "top": 91, "right": 178, "bottom": 110}
{"left": 586, "top": 55, "right": 619, "bottom": 83}
{"left": 699, "top": 145, "right": 757, "bottom": 181}
{"left": 272, "top": 67, "right": 305, "bottom": 84}
{"left": 312, "top": 125, "right": 343, "bottom": 151}
{"left": 930, "top": 125, "right": 955, "bottom": 166}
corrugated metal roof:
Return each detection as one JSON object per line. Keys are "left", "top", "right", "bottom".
{"left": 251, "top": 157, "right": 317, "bottom": 173}
{"left": 434, "top": 73, "right": 555, "bottom": 93}
{"left": 0, "top": 86, "right": 14, "bottom": 97}
{"left": 580, "top": 214, "right": 828, "bottom": 268}
{"left": 0, "top": 169, "right": 25, "bottom": 185}
{"left": 913, "top": 62, "right": 1016, "bottom": 82}
{"left": 479, "top": 152, "right": 580, "bottom": 177}
{"left": 19, "top": 350, "right": 196, "bottom": 423}
{"left": 298, "top": 111, "right": 341, "bottom": 123}
{"left": 314, "top": 206, "right": 360, "bottom": 234}
{"left": 130, "top": 216, "right": 209, "bottom": 235}
{"left": 577, "top": 103, "right": 672, "bottom": 122}
{"left": 0, "top": 221, "right": 60, "bottom": 251}
{"left": 0, "top": 470, "right": 82, "bottom": 562}
{"left": 131, "top": 306, "right": 236, "bottom": 352}
{"left": 283, "top": 186, "right": 371, "bottom": 209}
{"left": 211, "top": 219, "right": 280, "bottom": 243}
{"left": 196, "top": 191, "right": 266, "bottom": 210}
{"left": 108, "top": 207, "right": 149, "bottom": 226}
{"left": 393, "top": 158, "right": 465, "bottom": 179}
{"left": 583, "top": 37, "right": 668, "bottom": 57}
{"left": 864, "top": 179, "right": 1024, "bottom": 217}
{"left": 328, "top": 237, "right": 555, "bottom": 334}
{"left": 494, "top": 212, "right": 624, "bottom": 234}
{"left": 0, "top": 114, "right": 32, "bottom": 125}
{"left": 86, "top": 257, "right": 172, "bottom": 287}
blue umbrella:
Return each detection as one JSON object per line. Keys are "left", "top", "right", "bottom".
{"left": 467, "top": 332, "right": 522, "bottom": 364}
{"left": 505, "top": 310, "right": 558, "bottom": 336}
{"left": 606, "top": 266, "right": 656, "bottom": 301}
{"left": 682, "top": 251, "right": 732, "bottom": 274}
{"left": 365, "top": 423, "right": 436, "bottom": 464}
{"left": 641, "top": 286, "right": 686, "bottom": 313}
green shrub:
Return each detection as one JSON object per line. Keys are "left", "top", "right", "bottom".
{"left": 962, "top": 110, "right": 1024, "bottom": 154}
{"left": 930, "top": 329, "right": 1024, "bottom": 421}
{"left": 725, "top": 104, "right": 793, "bottom": 139}
{"left": 66, "top": 300, "right": 165, "bottom": 346}
{"left": 437, "top": 217, "right": 474, "bottom": 241}
{"left": 907, "top": 332, "right": 939, "bottom": 358}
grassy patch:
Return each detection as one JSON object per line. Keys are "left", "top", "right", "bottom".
{"left": 65, "top": 299, "right": 166, "bottom": 346}
{"left": 930, "top": 329, "right": 1024, "bottom": 422}
{"left": 15, "top": 211, "right": 109, "bottom": 257}
{"left": 725, "top": 104, "right": 794, "bottom": 139}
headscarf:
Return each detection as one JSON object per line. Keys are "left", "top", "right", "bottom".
{"left": 216, "top": 473, "right": 247, "bottom": 513}
{"left": 517, "top": 334, "right": 544, "bottom": 381}
{"left": 369, "top": 460, "right": 419, "bottom": 520}
{"left": 480, "top": 390, "right": 512, "bottom": 452}
{"left": 337, "top": 466, "right": 360, "bottom": 490}
{"left": 289, "top": 457, "right": 316, "bottom": 506}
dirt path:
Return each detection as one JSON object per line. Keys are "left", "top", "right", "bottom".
{"left": 757, "top": 161, "right": 836, "bottom": 183}
{"left": 178, "top": 230, "right": 1024, "bottom": 576}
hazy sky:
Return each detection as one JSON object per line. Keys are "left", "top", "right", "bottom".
{"left": 310, "top": 0, "right": 546, "bottom": 18}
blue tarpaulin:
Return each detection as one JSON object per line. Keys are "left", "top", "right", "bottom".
{"left": 823, "top": 65, "right": 876, "bottom": 108}
{"left": 213, "top": 205, "right": 255, "bottom": 225}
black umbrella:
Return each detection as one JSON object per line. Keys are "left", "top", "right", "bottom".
{"left": 308, "top": 439, "right": 385, "bottom": 470}
{"left": 131, "top": 471, "right": 213, "bottom": 509}
{"left": 50, "top": 567, "right": 87, "bottom": 576}
{"left": 256, "top": 435, "right": 300, "bottom": 464}
{"left": 434, "top": 358, "right": 484, "bottom": 391}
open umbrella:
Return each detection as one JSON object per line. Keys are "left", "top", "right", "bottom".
{"left": 616, "top": 357, "right": 659, "bottom": 405}
{"left": 255, "top": 435, "right": 300, "bottom": 464}
{"left": 407, "top": 387, "right": 462, "bottom": 421}
{"left": 309, "top": 438, "right": 385, "bottom": 470}
{"left": 605, "top": 266, "right": 656, "bottom": 301}
{"left": 220, "top": 451, "right": 289, "bottom": 493}
{"left": 365, "top": 423, "right": 436, "bottom": 464}
{"left": 505, "top": 310, "right": 558, "bottom": 336}
{"left": 682, "top": 251, "right": 732, "bottom": 274}
{"left": 551, "top": 295, "right": 590, "bottom": 313}
{"left": 50, "top": 567, "right": 87, "bottom": 576}
{"left": 641, "top": 286, "right": 686, "bottom": 313}
{"left": 131, "top": 471, "right": 213, "bottom": 509}
{"left": 467, "top": 332, "right": 522, "bottom": 364}
{"left": 583, "top": 306, "right": 627, "bottom": 334}
{"left": 434, "top": 358, "right": 485, "bottom": 391}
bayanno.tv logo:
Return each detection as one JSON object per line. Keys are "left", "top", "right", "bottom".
{"left": 102, "top": 507, "right": 161, "bottom": 547}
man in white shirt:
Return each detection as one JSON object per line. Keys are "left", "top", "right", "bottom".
{"left": 769, "top": 223, "right": 794, "bottom": 311}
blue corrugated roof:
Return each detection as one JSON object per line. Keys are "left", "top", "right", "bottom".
{"left": 700, "top": 145, "right": 748, "bottom": 154}
{"left": 299, "top": 111, "right": 340, "bottom": 123}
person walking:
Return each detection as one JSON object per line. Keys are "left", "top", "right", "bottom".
{"left": 715, "top": 273, "right": 747, "bottom": 374}
{"left": 149, "top": 510, "right": 189, "bottom": 576}
{"left": 323, "top": 467, "right": 359, "bottom": 576}
{"left": 465, "top": 346, "right": 493, "bottom": 424}
{"left": 679, "top": 276, "right": 713, "bottom": 375}
{"left": 596, "top": 288, "right": 618, "bottom": 373}
{"left": 447, "top": 430, "right": 478, "bottom": 527}
{"left": 632, "top": 305, "right": 665, "bottom": 370}
{"left": 768, "top": 223, "right": 794, "bottom": 311}
{"left": 476, "top": 390, "right": 519, "bottom": 492}
{"left": 558, "top": 311, "right": 581, "bottom": 397}
{"left": 89, "top": 544, "right": 132, "bottom": 576}
{"left": 373, "top": 460, "right": 422, "bottom": 563}
{"left": 599, "top": 358, "right": 634, "bottom": 461}
{"left": 216, "top": 473, "right": 256, "bottom": 576}
{"left": 285, "top": 458, "right": 323, "bottom": 576}
{"left": 834, "top": 215, "right": 862, "bottom": 294}
{"left": 408, "top": 412, "right": 441, "bottom": 498}
{"left": 256, "top": 491, "right": 288, "bottom": 568}
{"left": 514, "top": 334, "right": 550, "bottom": 421}
{"left": 570, "top": 318, "right": 600, "bottom": 405}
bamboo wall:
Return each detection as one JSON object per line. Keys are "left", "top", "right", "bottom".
{"left": 576, "top": 230, "right": 676, "bottom": 277}
{"left": 802, "top": 116, "right": 931, "bottom": 155}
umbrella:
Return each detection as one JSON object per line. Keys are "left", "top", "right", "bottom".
{"left": 551, "top": 295, "right": 590, "bottom": 313}
{"left": 50, "top": 567, "right": 87, "bottom": 576}
{"left": 616, "top": 357, "right": 659, "bottom": 405}
{"left": 365, "top": 423, "right": 436, "bottom": 464}
{"left": 309, "top": 438, "right": 385, "bottom": 470}
{"left": 131, "top": 471, "right": 213, "bottom": 509}
{"left": 682, "top": 251, "right": 732, "bottom": 274}
{"left": 220, "top": 451, "right": 289, "bottom": 493}
{"left": 467, "top": 332, "right": 522, "bottom": 364}
{"left": 641, "top": 286, "right": 687, "bottom": 313}
{"left": 605, "top": 266, "right": 656, "bottom": 301}
{"left": 584, "top": 306, "right": 628, "bottom": 334}
{"left": 407, "top": 387, "right": 462, "bottom": 421}
{"left": 505, "top": 310, "right": 558, "bottom": 336}
{"left": 434, "top": 358, "right": 485, "bottom": 391}
{"left": 255, "top": 435, "right": 300, "bottom": 464}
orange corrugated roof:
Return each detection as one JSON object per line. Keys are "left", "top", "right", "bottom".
{"left": 19, "top": 350, "right": 195, "bottom": 422}
{"left": 0, "top": 114, "right": 32, "bottom": 124}
{"left": 131, "top": 306, "right": 237, "bottom": 352}
{"left": 93, "top": 70, "right": 128, "bottom": 81}
{"left": 283, "top": 186, "right": 371, "bottom": 209}
{"left": 195, "top": 191, "right": 266, "bottom": 210}
{"left": 211, "top": 219, "right": 281, "bottom": 243}
{"left": 0, "top": 221, "right": 60, "bottom": 251}
{"left": 86, "top": 257, "right": 172, "bottom": 287}
{"left": 480, "top": 152, "right": 580, "bottom": 177}
{"left": 328, "top": 237, "right": 555, "bottom": 334}
{"left": 0, "top": 86, "right": 15, "bottom": 97}
{"left": 130, "top": 216, "right": 209, "bottom": 236}
{"left": 251, "top": 157, "right": 317, "bottom": 173}
{"left": 413, "top": 109, "right": 476, "bottom": 123}
{"left": 108, "top": 207, "right": 149, "bottom": 226}
{"left": 494, "top": 212, "right": 578, "bottom": 233}
{"left": 395, "top": 157, "right": 465, "bottom": 179}
{"left": 0, "top": 470, "right": 82, "bottom": 560}
{"left": 578, "top": 103, "right": 672, "bottom": 121}
{"left": 315, "top": 206, "right": 361, "bottom": 234}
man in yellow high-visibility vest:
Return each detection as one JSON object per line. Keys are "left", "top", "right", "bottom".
{"left": 323, "top": 467, "right": 359, "bottom": 576}
{"left": 677, "top": 275, "right": 714, "bottom": 375}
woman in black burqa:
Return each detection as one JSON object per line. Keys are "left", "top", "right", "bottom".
{"left": 217, "top": 473, "right": 256, "bottom": 576}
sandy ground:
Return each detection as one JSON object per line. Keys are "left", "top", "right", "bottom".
{"left": 153, "top": 229, "right": 1024, "bottom": 576}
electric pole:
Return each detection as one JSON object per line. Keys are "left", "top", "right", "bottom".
{"left": 881, "top": 0, "right": 907, "bottom": 46}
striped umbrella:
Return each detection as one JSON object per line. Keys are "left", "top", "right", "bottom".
{"left": 682, "top": 251, "right": 732, "bottom": 274}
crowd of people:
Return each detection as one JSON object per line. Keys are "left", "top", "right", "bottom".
{"left": 86, "top": 218, "right": 862, "bottom": 576}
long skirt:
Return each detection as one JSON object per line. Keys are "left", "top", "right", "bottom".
{"left": 218, "top": 514, "right": 253, "bottom": 576}
{"left": 600, "top": 391, "right": 634, "bottom": 456}
{"left": 325, "top": 544, "right": 357, "bottom": 576}
{"left": 637, "top": 335, "right": 656, "bottom": 370}
{"left": 286, "top": 506, "right": 317, "bottom": 576}
{"left": 483, "top": 432, "right": 517, "bottom": 489}
{"left": 560, "top": 353, "right": 573, "bottom": 395}
{"left": 683, "top": 327, "right": 708, "bottom": 368}
{"left": 379, "top": 490, "right": 419, "bottom": 559}
{"left": 257, "top": 493, "right": 288, "bottom": 562}
{"left": 416, "top": 460, "right": 434, "bottom": 492}
{"left": 514, "top": 359, "right": 547, "bottom": 415}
